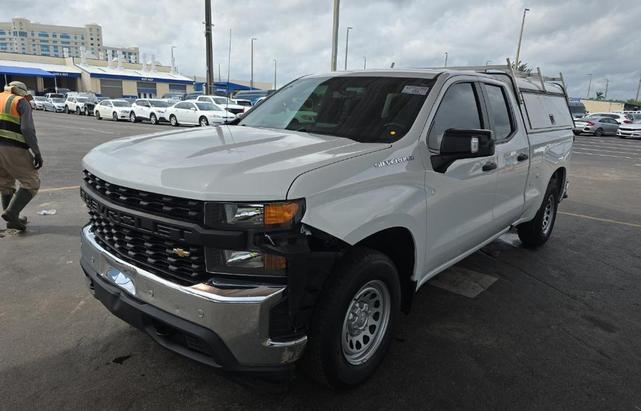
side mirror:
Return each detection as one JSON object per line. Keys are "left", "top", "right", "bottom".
{"left": 191, "top": 107, "right": 197, "bottom": 111}
{"left": 431, "top": 128, "right": 494, "bottom": 173}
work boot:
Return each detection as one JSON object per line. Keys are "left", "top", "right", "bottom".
{"left": 1, "top": 190, "right": 27, "bottom": 226}
{"left": 1, "top": 188, "right": 35, "bottom": 231}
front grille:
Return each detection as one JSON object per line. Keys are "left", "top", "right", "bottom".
{"left": 88, "top": 207, "right": 207, "bottom": 285}
{"left": 227, "top": 108, "right": 243, "bottom": 115}
{"left": 83, "top": 171, "right": 204, "bottom": 224}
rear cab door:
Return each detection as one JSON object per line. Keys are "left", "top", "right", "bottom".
{"left": 478, "top": 79, "right": 529, "bottom": 229}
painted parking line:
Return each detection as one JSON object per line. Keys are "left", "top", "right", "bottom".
{"left": 559, "top": 211, "right": 641, "bottom": 229}
{"left": 573, "top": 146, "right": 641, "bottom": 156}
{"left": 571, "top": 151, "right": 635, "bottom": 160}
{"left": 39, "top": 185, "right": 81, "bottom": 193}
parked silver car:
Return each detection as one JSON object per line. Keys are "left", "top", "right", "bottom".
{"left": 573, "top": 116, "right": 620, "bottom": 136}
{"left": 43, "top": 97, "right": 66, "bottom": 112}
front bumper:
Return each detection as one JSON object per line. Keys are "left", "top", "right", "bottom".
{"left": 80, "top": 225, "right": 307, "bottom": 371}
{"left": 617, "top": 129, "right": 641, "bottom": 138}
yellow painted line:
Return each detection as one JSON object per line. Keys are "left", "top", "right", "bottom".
{"left": 39, "top": 185, "right": 80, "bottom": 193}
{"left": 559, "top": 211, "right": 641, "bottom": 229}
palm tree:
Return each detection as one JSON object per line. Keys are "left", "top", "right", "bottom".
{"left": 511, "top": 60, "right": 532, "bottom": 74}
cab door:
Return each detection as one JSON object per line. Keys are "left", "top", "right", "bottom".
{"left": 479, "top": 81, "right": 529, "bottom": 229}
{"left": 424, "top": 79, "right": 499, "bottom": 272}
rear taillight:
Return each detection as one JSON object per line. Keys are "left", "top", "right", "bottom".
{"left": 624, "top": 120, "right": 632, "bottom": 124}
{"left": 586, "top": 121, "right": 594, "bottom": 126}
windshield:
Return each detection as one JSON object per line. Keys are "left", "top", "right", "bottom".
{"left": 213, "top": 97, "right": 229, "bottom": 105}
{"left": 195, "top": 102, "right": 221, "bottom": 111}
{"left": 76, "top": 97, "right": 89, "bottom": 102}
{"left": 149, "top": 100, "right": 169, "bottom": 107}
{"left": 239, "top": 76, "right": 433, "bottom": 142}
{"left": 51, "top": 98, "right": 64, "bottom": 103}
{"left": 236, "top": 100, "right": 252, "bottom": 106}
{"left": 34, "top": 96, "right": 46, "bottom": 101}
{"left": 112, "top": 100, "right": 131, "bottom": 107}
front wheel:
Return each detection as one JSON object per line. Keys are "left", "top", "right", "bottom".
{"left": 75, "top": 107, "right": 80, "bottom": 115}
{"left": 84, "top": 107, "right": 89, "bottom": 115}
{"left": 65, "top": 105, "right": 69, "bottom": 114}
{"left": 199, "top": 116, "right": 209, "bottom": 127}
{"left": 129, "top": 112, "right": 137, "bottom": 123}
{"left": 594, "top": 128, "right": 603, "bottom": 137}
{"left": 95, "top": 111, "right": 101, "bottom": 120}
{"left": 113, "top": 112, "right": 119, "bottom": 121}
{"left": 150, "top": 113, "right": 158, "bottom": 125}
{"left": 170, "top": 115, "right": 179, "bottom": 126}
{"left": 517, "top": 181, "right": 559, "bottom": 248}
{"left": 301, "top": 247, "right": 401, "bottom": 388}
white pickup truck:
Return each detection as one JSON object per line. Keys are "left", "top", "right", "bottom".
{"left": 79, "top": 64, "right": 573, "bottom": 387}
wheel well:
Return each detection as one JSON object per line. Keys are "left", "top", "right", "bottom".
{"left": 356, "top": 227, "right": 416, "bottom": 313}
{"left": 551, "top": 167, "right": 566, "bottom": 193}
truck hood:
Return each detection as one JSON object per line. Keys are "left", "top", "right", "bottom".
{"left": 82, "top": 125, "right": 389, "bottom": 201}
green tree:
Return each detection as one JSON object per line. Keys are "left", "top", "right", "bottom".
{"left": 595, "top": 91, "right": 605, "bottom": 100}
{"left": 625, "top": 98, "right": 641, "bottom": 106}
{"left": 511, "top": 60, "right": 532, "bottom": 74}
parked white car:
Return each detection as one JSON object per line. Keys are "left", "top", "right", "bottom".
{"left": 94, "top": 99, "right": 132, "bottom": 121}
{"left": 166, "top": 100, "right": 236, "bottom": 126}
{"left": 80, "top": 65, "right": 573, "bottom": 388}
{"left": 129, "top": 99, "right": 172, "bottom": 124}
{"left": 65, "top": 96, "right": 96, "bottom": 115}
{"left": 196, "top": 95, "right": 246, "bottom": 116}
{"left": 31, "top": 96, "right": 47, "bottom": 110}
{"left": 43, "top": 97, "right": 66, "bottom": 112}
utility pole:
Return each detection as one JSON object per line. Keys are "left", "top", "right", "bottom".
{"left": 585, "top": 73, "right": 592, "bottom": 99}
{"left": 514, "top": 7, "right": 530, "bottom": 68}
{"left": 218, "top": 63, "right": 221, "bottom": 83}
{"left": 226, "top": 28, "right": 231, "bottom": 98}
{"left": 170, "top": 45, "right": 176, "bottom": 73}
{"left": 604, "top": 78, "right": 609, "bottom": 99}
{"left": 444, "top": 51, "right": 448, "bottom": 68}
{"left": 330, "top": 0, "right": 340, "bottom": 71}
{"left": 273, "top": 58, "right": 277, "bottom": 89}
{"left": 635, "top": 74, "right": 641, "bottom": 102}
{"left": 204, "top": 0, "right": 214, "bottom": 95}
{"left": 250, "top": 37, "right": 257, "bottom": 89}
{"left": 344, "top": 26, "right": 352, "bottom": 70}
{"left": 363, "top": 56, "right": 366, "bottom": 69}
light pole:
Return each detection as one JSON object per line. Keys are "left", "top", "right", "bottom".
{"left": 585, "top": 74, "right": 593, "bottom": 99}
{"left": 514, "top": 7, "right": 530, "bottom": 69}
{"left": 250, "top": 37, "right": 257, "bottom": 89}
{"left": 273, "top": 58, "right": 277, "bottom": 89}
{"left": 170, "top": 45, "right": 176, "bottom": 73}
{"left": 363, "top": 56, "right": 367, "bottom": 70}
{"left": 204, "top": 0, "right": 214, "bottom": 95}
{"left": 635, "top": 74, "right": 641, "bottom": 102}
{"left": 330, "top": 0, "right": 340, "bottom": 71}
{"left": 444, "top": 51, "right": 448, "bottom": 68}
{"left": 344, "top": 26, "right": 352, "bottom": 70}
{"left": 604, "top": 78, "right": 609, "bottom": 99}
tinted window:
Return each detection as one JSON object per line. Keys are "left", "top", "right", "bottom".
{"left": 195, "top": 102, "right": 221, "bottom": 111}
{"left": 112, "top": 100, "right": 130, "bottom": 107}
{"left": 149, "top": 100, "right": 169, "bottom": 107}
{"left": 175, "top": 102, "right": 191, "bottom": 109}
{"left": 428, "top": 82, "right": 482, "bottom": 150}
{"left": 240, "top": 76, "right": 433, "bottom": 143}
{"left": 484, "top": 84, "right": 513, "bottom": 141}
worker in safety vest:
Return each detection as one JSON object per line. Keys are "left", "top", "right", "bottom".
{"left": 0, "top": 81, "right": 43, "bottom": 231}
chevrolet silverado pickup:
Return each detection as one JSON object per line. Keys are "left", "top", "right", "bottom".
{"left": 80, "top": 64, "right": 573, "bottom": 387}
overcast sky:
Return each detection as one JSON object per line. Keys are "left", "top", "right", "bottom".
{"left": 11, "top": 0, "right": 641, "bottom": 99}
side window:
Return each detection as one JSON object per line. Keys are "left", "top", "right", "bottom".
{"left": 428, "top": 82, "right": 482, "bottom": 150}
{"left": 134, "top": 100, "right": 142, "bottom": 106}
{"left": 483, "top": 84, "right": 513, "bottom": 141}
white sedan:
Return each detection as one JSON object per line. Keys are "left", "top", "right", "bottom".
{"left": 94, "top": 99, "right": 133, "bottom": 121}
{"left": 166, "top": 101, "right": 236, "bottom": 127}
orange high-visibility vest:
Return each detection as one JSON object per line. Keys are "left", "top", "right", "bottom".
{"left": 0, "top": 91, "right": 27, "bottom": 147}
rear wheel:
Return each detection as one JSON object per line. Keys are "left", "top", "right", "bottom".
{"left": 83, "top": 107, "right": 89, "bottom": 115}
{"left": 594, "top": 128, "right": 603, "bottom": 137}
{"left": 95, "top": 111, "right": 101, "bottom": 120}
{"left": 199, "top": 116, "right": 209, "bottom": 127}
{"left": 150, "top": 113, "right": 158, "bottom": 125}
{"left": 170, "top": 115, "right": 179, "bottom": 126}
{"left": 517, "top": 180, "right": 559, "bottom": 248}
{"left": 64, "top": 105, "right": 69, "bottom": 114}
{"left": 301, "top": 247, "right": 401, "bottom": 388}
{"left": 129, "top": 112, "right": 137, "bottom": 123}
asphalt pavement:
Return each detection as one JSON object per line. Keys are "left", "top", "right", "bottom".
{"left": 1, "top": 111, "right": 640, "bottom": 410}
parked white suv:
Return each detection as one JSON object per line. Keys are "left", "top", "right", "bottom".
{"left": 65, "top": 96, "right": 95, "bottom": 115}
{"left": 80, "top": 65, "right": 573, "bottom": 387}
{"left": 196, "top": 95, "right": 246, "bottom": 116}
{"left": 94, "top": 99, "right": 132, "bottom": 121}
{"left": 129, "top": 98, "right": 172, "bottom": 124}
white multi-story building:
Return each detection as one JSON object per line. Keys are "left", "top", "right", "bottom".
{"left": 0, "top": 18, "right": 139, "bottom": 63}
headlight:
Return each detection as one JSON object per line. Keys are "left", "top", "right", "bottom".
{"left": 205, "top": 200, "right": 303, "bottom": 227}
{"left": 206, "top": 248, "right": 287, "bottom": 278}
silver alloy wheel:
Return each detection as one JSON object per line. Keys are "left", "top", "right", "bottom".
{"left": 170, "top": 115, "right": 177, "bottom": 126}
{"left": 341, "top": 279, "right": 391, "bottom": 365}
{"left": 130, "top": 112, "right": 136, "bottom": 122}
{"left": 541, "top": 194, "right": 555, "bottom": 235}
{"left": 200, "top": 117, "right": 208, "bottom": 126}
{"left": 150, "top": 114, "right": 157, "bottom": 124}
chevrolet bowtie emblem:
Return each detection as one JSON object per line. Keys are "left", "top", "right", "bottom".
{"left": 172, "top": 248, "right": 191, "bottom": 258}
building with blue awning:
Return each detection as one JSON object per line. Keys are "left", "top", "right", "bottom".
{"left": 0, "top": 54, "right": 83, "bottom": 93}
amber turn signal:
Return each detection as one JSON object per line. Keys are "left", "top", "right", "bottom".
{"left": 264, "top": 202, "right": 300, "bottom": 225}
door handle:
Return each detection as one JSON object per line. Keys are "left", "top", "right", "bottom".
{"left": 517, "top": 153, "right": 529, "bottom": 162}
{"left": 482, "top": 161, "right": 497, "bottom": 172}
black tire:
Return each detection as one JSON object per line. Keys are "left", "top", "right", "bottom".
{"left": 129, "top": 112, "right": 137, "bottom": 123}
{"left": 83, "top": 107, "right": 89, "bottom": 116}
{"left": 199, "top": 116, "right": 209, "bottom": 127}
{"left": 150, "top": 113, "right": 158, "bottom": 125}
{"left": 64, "top": 105, "right": 69, "bottom": 114}
{"left": 113, "top": 112, "right": 120, "bottom": 121}
{"left": 75, "top": 107, "right": 80, "bottom": 115}
{"left": 517, "top": 180, "right": 560, "bottom": 248}
{"left": 95, "top": 111, "right": 101, "bottom": 120}
{"left": 170, "top": 115, "right": 179, "bottom": 126}
{"left": 594, "top": 128, "right": 603, "bottom": 137}
{"left": 301, "top": 247, "right": 401, "bottom": 388}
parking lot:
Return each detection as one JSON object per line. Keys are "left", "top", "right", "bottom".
{"left": 1, "top": 110, "right": 641, "bottom": 409}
